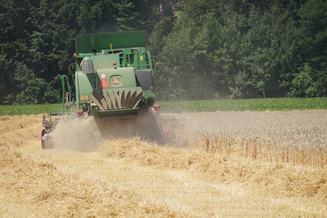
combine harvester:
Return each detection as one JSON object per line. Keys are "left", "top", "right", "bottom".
{"left": 41, "top": 30, "right": 184, "bottom": 149}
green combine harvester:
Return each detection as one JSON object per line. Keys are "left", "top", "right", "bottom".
{"left": 41, "top": 30, "right": 184, "bottom": 149}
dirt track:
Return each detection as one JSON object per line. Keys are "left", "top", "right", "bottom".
{"left": 1, "top": 111, "right": 327, "bottom": 217}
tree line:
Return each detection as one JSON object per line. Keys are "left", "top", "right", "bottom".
{"left": 1, "top": 0, "right": 326, "bottom": 104}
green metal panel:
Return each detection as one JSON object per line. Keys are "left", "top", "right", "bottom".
{"left": 123, "top": 48, "right": 148, "bottom": 70}
{"left": 76, "top": 71, "right": 96, "bottom": 104}
{"left": 76, "top": 31, "right": 146, "bottom": 54}
{"left": 91, "top": 54, "right": 120, "bottom": 71}
{"left": 96, "top": 68, "right": 137, "bottom": 90}
{"left": 144, "top": 90, "right": 155, "bottom": 99}
{"left": 76, "top": 67, "right": 137, "bottom": 104}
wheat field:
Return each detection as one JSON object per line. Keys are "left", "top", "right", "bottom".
{"left": 1, "top": 111, "right": 327, "bottom": 217}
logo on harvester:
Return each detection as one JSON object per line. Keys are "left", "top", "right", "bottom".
{"left": 99, "top": 73, "right": 110, "bottom": 89}
{"left": 111, "top": 76, "right": 122, "bottom": 86}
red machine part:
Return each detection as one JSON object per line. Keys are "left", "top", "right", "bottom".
{"left": 65, "top": 92, "right": 69, "bottom": 106}
{"left": 153, "top": 104, "right": 160, "bottom": 112}
{"left": 162, "top": 125, "right": 185, "bottom": 146}
{"left": 76, "top": 110, "right": 89, "bottom": 118}
{"left": 152, "top": 104, "right": 185, "bottom": 145}
{"left": 162, "top": 126, "right": 172, "bottom": 139}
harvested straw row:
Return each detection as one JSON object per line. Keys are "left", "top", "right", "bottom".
{"left": 198, "top": 134, "right": 327, "bottom": 168}
{"left": 100, "top": 138, "right": 327, "bottom": 202}
{"left": 0, "top": 147, "right": 183, "bottom": 217}
{"left": 0, "top": 115, "right": 42, "bottom": 150}
{"left": 0, "top": 115, "right": 43, "bottom": 134}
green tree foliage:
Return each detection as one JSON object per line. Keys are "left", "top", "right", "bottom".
{"left": 14, "top": 62, "right": 47, "bottom": 104}
{"left": 0, "top": 55, "right": 10, "bottom": 104}
{"left": 294, "top": 0, "right": 327, "bottom": 97}
{"left": 154, "top": 0, "right": 327, "bottom": 100}
{"left": 1, "top": 0, "right": 327, "bottom": 104}
{"left": 0, "top": 0, "right": 170, "bottom": 104}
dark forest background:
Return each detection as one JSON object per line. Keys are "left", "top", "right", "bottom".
{"left": 1, "top": 0, "right": 327, "bottom": 104}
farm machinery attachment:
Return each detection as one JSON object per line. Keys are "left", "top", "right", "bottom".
{"left": 41, "top": 30, "right": 185, "bottom": 149}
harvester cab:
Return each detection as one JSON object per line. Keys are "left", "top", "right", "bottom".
{"left": 41, "top": 30, "right": 184, "bottom": 149}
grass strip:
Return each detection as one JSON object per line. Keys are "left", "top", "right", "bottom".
{"left": 0, "top": 103, "right": 62, "bottom": 116}
{"left": 157, "top": 97, "right": 327, "bottom": 112}
{"left": 1, "top": 97, "right": 327, "bottom": 116}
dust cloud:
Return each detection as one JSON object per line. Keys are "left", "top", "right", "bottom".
{"left": 95, "top": 113, "right": 165, "bottom": 145}
{"left": 19, "top": 111, "right": 207, "bottom": 152}
{"left": 49, "top": 113, "right": 166, "bottom": 152}
{"left": 51, "top": 117, "right": 104, "bottom": 152}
